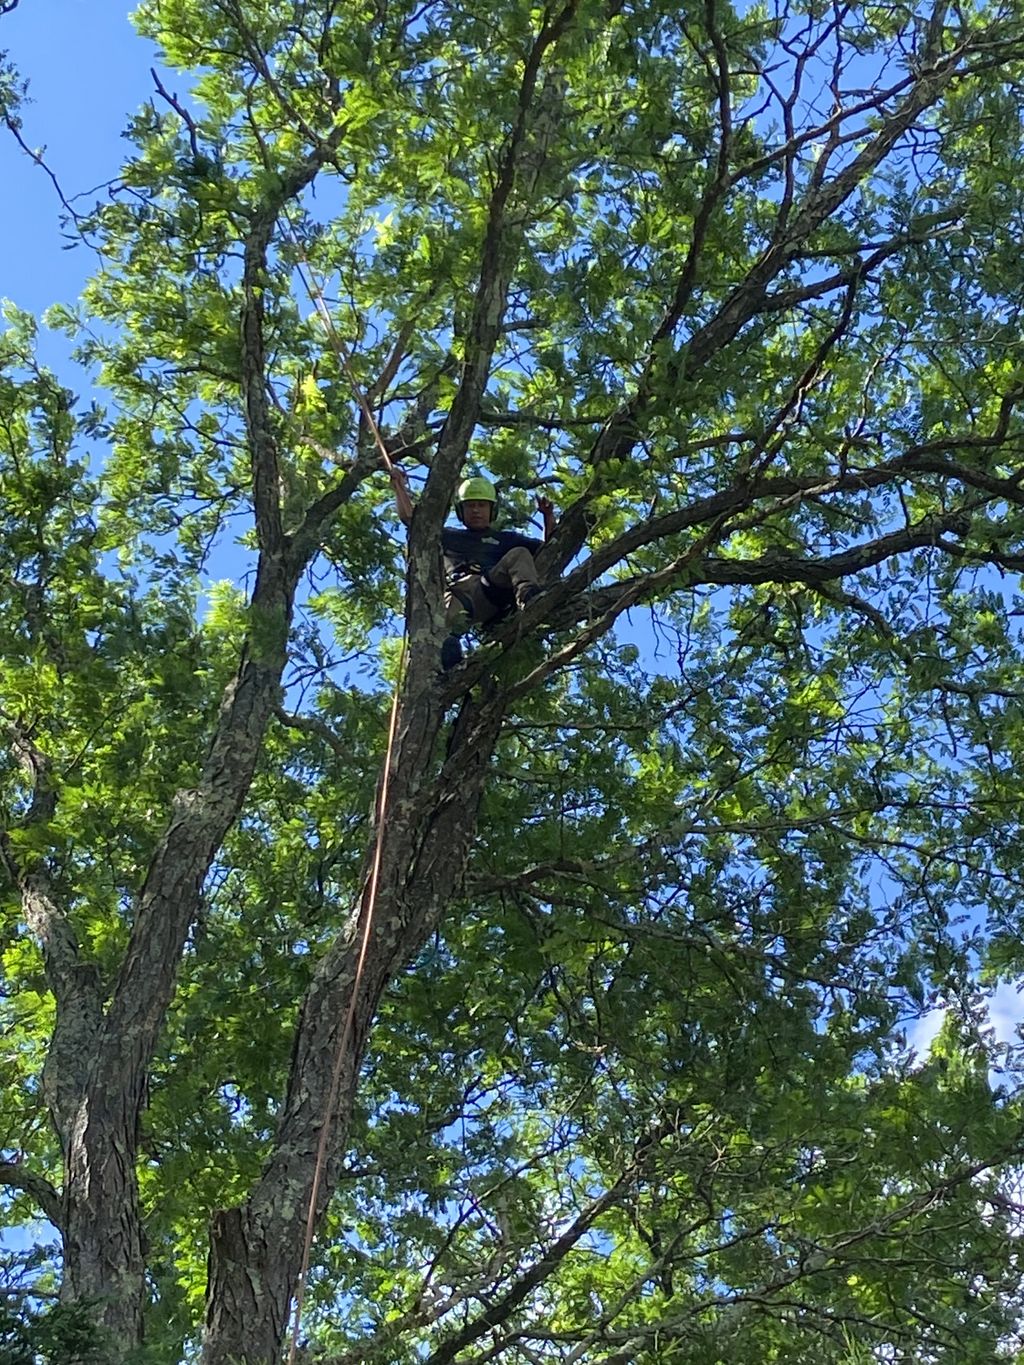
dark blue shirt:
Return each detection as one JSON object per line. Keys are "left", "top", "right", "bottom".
{"left": 442, "top": 526, "right": 541, "bottom": 579}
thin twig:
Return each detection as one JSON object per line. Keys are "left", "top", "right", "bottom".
{"left": 150, "top": 68, "right": 202, "bottom": 160}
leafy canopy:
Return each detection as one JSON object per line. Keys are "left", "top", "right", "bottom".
{"left": 4, "top": 0, "right": 1024, "bottom": 1360}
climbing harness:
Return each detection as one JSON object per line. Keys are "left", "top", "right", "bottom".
{"left": 284, "top": 221, "right": 408, "bottom": 1365}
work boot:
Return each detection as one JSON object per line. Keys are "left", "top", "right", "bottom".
{"left": 516, "top": 584, "right": 543, "bottom": 609}
{"left": 440, "top": 633, "right": 463, "bottom": 671}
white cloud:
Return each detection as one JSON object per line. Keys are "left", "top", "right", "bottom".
{"left": 902, "top": 979, "right": 1024, "bottom": 1079}
{"left": 904, "top": 1005, "right": 946, "bottom": 1059}
{"left": 989, "top": 980, "right": 1024, "bottom": 1047}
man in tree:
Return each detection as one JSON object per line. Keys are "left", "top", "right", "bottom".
{"left": 390, "top": 466, "right": 557, "bottom": 668}
{"left": 12, "top": 0, "right": 1024, "bottom": 1358}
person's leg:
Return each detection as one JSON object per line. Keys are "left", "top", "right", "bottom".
{"left": 445, "top": 586, "right": 473, "bottom": 632}
{"left": 470, "top": 579, "right": 501, "bottom": 623}
{"left": 487, "top": 547, "right": 541, "bottom": 607}
{"left": 441, "top": 576, "right": 502, "bottom": 669}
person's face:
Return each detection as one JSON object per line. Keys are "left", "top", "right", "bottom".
{"left": 462, "top": 500, "right": 493, "bottom": 529}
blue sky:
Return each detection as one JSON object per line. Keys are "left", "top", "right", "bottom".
{"left": 1, "top": 3, "right": 160, "bottom": 343}
{"left": 1, "top": 5, "right": 166, "bottom": 1261}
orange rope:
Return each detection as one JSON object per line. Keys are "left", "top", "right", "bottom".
{"left": 284, "top": 222, "right": 407, "bottom": 1363}
{"left": 286, "top": 641, "right": 406, "bottom": 1362}
{"left": 290, "top": 246, "right": 397, "bottom": 475}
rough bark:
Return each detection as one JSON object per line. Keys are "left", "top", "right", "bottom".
{"left": 202, "top": 681, "right": 508, "bottom": 1362}
{"left": 51, "top": 145, "right": 344, "bottom": 1352}
{"left": 61, "top": 1092, "right": 147, "bottom": 1348}
{"left": 199, "top": 11, "right": 581, "bottom": 1355}
{"left": 56, "top": 561, "right": 303, "bottom": 1354}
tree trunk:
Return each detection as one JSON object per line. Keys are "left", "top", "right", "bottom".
{"left": 61, "top": 1096, "right": 146, "bottom": 1355}
{"left": 53, "top": 574, "right": 298, "bottom": 1358}
{"left": 201, "top": 686, "right": 506, "bottom": 1363}
{"left": 204, "top": 1206, "right": 293, "bottom": 1365}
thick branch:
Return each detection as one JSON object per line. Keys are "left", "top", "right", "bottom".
{"left": 417, "top": 0, "right": 581, "bottom": 533}
{"left": 290, "top": 456, "right": 379, "bottom": 563}
{"left": 103, "top": 138, "right": 351, "bottom": 1106}
{"left": 0, "top": 1161, "right": 63, "bottom": 1229}
{"left": 448, "top": 498, "right": 973, "bottom": 704}
{"left": 443, "top": 504, "right": 984, "bottom": 712}
{"left": 677, "top": 44, "right": 966, "bottom": 381}
{"left": 698, "top": 512, "right": 971, "bottom": 586}
{"left": 560, "top": 511, "right": 976, "bottom": 627}
{"left": 60, "top": 149, "right": 358, "bottom": 1338}
{"left": 547, "top": 37, "right": 970, "bottom": 574}
{"left": 543, "top": 377, "right": 1024, "bottom": 610}
{"left": 100, "top": 565, "right": 298, "bottom": 1103}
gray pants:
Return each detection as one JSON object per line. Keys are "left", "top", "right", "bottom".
{"left": 445, "top": 547, "right": 539, "bottom": 630}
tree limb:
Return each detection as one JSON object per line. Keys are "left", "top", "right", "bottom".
{"left": 103, "top": 138, "right": 347, "bottom": 1102}
{"left": 416, "top": 0, "right": 582, "bottom": 534}
{"left": 556, "top": 510, "right": 975, "bottom": 623}
{"left": 0, "top": 103, "right": 90, "bottom": 233}
{"left": 507, "top": 1144, "right": 1020, "bottom": 1361}
{"left": 204, "top": 686, "right": 510, "bottom": 1361}
{"left": 546, "top": 35, "right": 973, "bottom": 575}
{"left": 58, "top": 136, "right": 363, "bottom": 1343}
{"left": 0, "top": 726, "right": 102, "bottom": 1130}
{"left": 0, "top": 1161, "right": 62, "bottom": 1229}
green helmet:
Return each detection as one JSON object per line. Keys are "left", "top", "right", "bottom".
{"left": 455, "top": 476, "right": 498, "bottom": 524}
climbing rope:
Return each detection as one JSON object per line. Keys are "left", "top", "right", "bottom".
{"left": 287, "top": 238, "right": 398, "bottom": 475}
{"left": 284, "top": 220, "right": 407, "bottom": 1365}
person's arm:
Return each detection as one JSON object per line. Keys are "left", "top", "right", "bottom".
{"left": 536, "top": 494, "right": 556, "bottom": 541}
{"left": 390, "top": 465, "right": 414, "bottom": 527}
